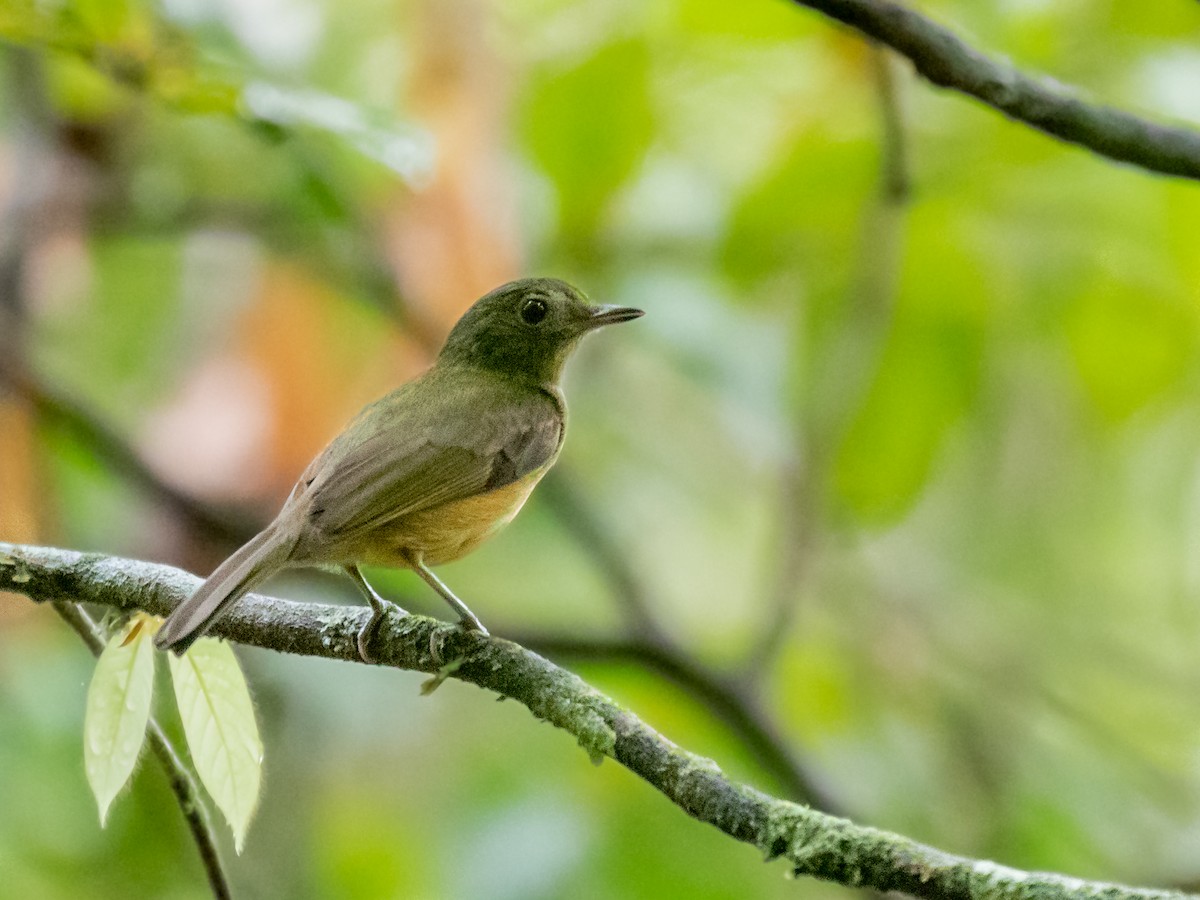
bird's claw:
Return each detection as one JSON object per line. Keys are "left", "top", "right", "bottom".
{"left": 357, "top": 599, "right": 408, "bottom": 665}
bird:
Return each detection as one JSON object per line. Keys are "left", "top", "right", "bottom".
{"left": 154, "top": 277, "right": 643, "bottom": 662}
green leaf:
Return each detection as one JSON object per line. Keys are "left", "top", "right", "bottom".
{"left": 168, "top": 639, "right": 263, "bottom": 853}
{"left": 239, "top": 82, "right": 435, "bottom": 186}
{"left": 38, "top": 235, "right": 183, "bottom": 426}
{"left": 722, "top": 130, "right": 875, "bottom": 295}
{"left": 84, "top": 616, "right": 155, "bottom": 826}
{"left": 832, "top": 206, "right": 986, "bottom": 524}
{"left": 1065, "top": 278, "right": 1194, "bottom": 423}
{"left": 72, "top": 0, "right": 137, "bottom": 41}
{"left": 521, "top": 40, "right": 654, "bottom": 236}
{"left": 674, "top": 0, "right": 812, "bottom": 39}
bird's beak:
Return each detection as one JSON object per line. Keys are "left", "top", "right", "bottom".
{"left": 585, "top": 304, "right": 644, "bottom": 330}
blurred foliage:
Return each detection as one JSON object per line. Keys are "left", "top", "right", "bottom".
{"left": 3, "top": 0, "right": 1200, "bottom": 897}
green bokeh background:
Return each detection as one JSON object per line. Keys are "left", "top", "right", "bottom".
{"left": 3, "top": 0, "right": 1200, "bottom": 896}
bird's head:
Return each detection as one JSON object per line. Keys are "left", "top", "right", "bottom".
{"left": 437, "top": 278, "right": 643, "bottom": 385}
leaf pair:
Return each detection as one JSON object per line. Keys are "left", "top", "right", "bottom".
{"left": 83, "top": 615, "right": 263, "bottom": 853}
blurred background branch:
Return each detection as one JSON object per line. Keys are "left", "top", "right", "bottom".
{"left": 513, "top": 628, "right": 838, "bottom": 809}
{"left": 744, "top": 43, "right": 910, "bottom": 678}
{"left": 0, "top": 360, "right": 260, "bottom": 546}
{"left": 789, "top": 0, "right": 1200, "bottom": 179}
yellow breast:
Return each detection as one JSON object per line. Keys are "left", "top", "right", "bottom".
{"left": 363, "top": 468, "right": 546, "bottom": 568}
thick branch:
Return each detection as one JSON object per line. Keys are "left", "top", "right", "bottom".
{"left": 1, "top": 543, "right": 1188, "bottom": 900}
{"left": 791, "top": 0, "right": 1200, "bottom": 180}
{"left": 515, "top": 630, "right": 838, "bottom": 810}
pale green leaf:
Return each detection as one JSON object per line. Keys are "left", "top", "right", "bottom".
{"left": 240, "top": 82, "right": 435, "bottom": 187}
{"left": 832, "top": 208, "right": 987, "bottom": 524}
{"left": 723, "top": 130, "right": 875, "bottom": 293}
{"left": 83, "top": 616, "right": 155, "bottom": 826}
{"left": 1065, "top": 277, "right": 1194, "bottom": 423}
{"left": 168, "top": 639, "right": 263, "bottom": 853}
{"left": 521, "top": 40, "right": 654, "bottom": 236}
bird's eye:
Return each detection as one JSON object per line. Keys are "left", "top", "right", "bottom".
{"left": 519, "top": 297, "right": 548, "bottom": 325}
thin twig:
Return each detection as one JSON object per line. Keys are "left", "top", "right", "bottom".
{"left": 0, "top": 47, "right": 51, "bottom": 347}
{"left": 2, "top": 544, "right": 1188, "bottom": 900}
{"left": 536, "top": 469, "right": 668, "bottom": 643}
{"left": 788, "top": 0, "right": 1200, "bottom": 180}
{"left": 745, "top": 459, "right": 817, "bottom": 675}
{"left": 48, "top": 601, "right": 232, "bottom": 900}
{"left": 743, "top": 44, "right": 911, "bottom": 676}
{"left": 870, "top": 44, "right": 909, "bottom": 204}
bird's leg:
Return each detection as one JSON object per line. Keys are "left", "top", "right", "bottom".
{"left": 345, "top": 564, "right": 407, "bottom": 663}
{"left": 404, "top": 553, "right": 489, "bottom": 636}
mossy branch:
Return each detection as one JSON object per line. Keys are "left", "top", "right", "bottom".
{"left": 0, "top": 542, "right": 1190, "bottom": 900}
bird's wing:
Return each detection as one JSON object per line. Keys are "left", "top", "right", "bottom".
{"left": 297, "top": 376, "right": 562, "bottom": 543}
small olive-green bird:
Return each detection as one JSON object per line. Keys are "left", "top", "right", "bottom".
{"left": 154, "top": 278, "right": 642, "bottom": 662}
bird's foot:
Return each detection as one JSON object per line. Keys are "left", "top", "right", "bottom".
{"left": 457, "top": 613, "right": 489, "bottom": 637}
{"left": 427, "top": 614, "right": 489, "bottom": 667}
{"left": 357, "top": 599, "right": 407, "bottom": 665}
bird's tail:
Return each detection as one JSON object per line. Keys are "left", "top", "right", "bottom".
{"left": 155, "top": 523, "right": 295, "bottom": 655}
